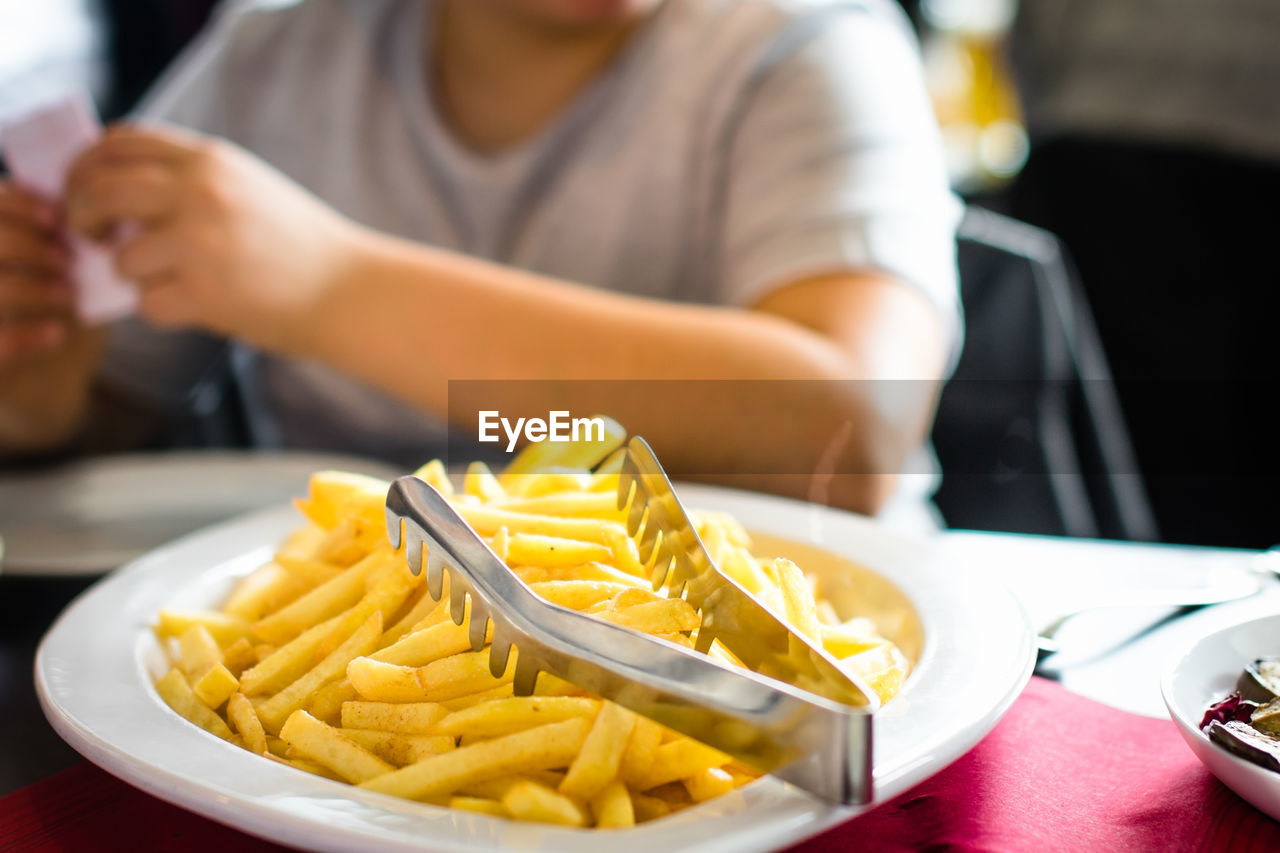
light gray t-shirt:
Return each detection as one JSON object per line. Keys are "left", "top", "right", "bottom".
{"left": 104, "top": 0, "right": 960, "bottom": 516}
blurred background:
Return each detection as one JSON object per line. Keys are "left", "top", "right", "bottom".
{"left": 2, "top": 0, "right": 1275, "bottom": 548}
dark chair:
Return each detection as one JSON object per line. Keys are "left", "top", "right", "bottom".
{"left": 930, "top": 208, "right": 1158, "bottom": 540}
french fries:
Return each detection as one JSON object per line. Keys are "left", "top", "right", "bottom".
{"left": 152, "top": 457, "right": 907, "bottom": 828}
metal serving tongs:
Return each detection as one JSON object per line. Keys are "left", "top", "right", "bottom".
{"left": 384, "top": 437, "right": 879, "bottom": 804}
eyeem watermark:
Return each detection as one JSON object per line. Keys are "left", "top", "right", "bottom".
{"left": 477, "top": 411, "right": 607, "bottom": 452}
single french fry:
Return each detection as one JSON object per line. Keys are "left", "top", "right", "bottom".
{"left": 360, "top": 717, "right": 592, "bottom": 800}
{"left": 647, "top": 781, "right": 692, "bottom": 808}
{"left": 505, "top": 533, "right": 613, "bottom": 568}
{"left": 176, "top": 625, "right": 224, "bottom": 678}
{"left": 154, "top": 668, "right": 233, "bottom": 740}
{"left": 276, "top": 522, "right": 327, "bottom": 560}
{"left": 309, "top": 678, "right": 359, "bottom": 724}
{"left": 458, "top": 772, "right": 564, "bottom": 807}
{"left": 683, "top": 767, "right": 735, "bottom": 802}
{"left": 439, "top": 684, "right": 517, "bottom": 711}
{"left": 156, "top": 610, "right": 252, "bottom": 646}
{"left": 502, "top": 780, "right": 588, "bottom": 827}
{"left": 652, "top": 631, "right": 695, "bottom": 648}
{"left": 295, "top": 470, "right": 389, "bottom": 529}
{"left": 464, "top": 462, "right": 506, "bottom": 503}
{"left": 192, "top": 662, "right": 239, "bottom": 709}
{"left": 542, "top": 562, "right": 647, "bottom": 587}
{"left": 347, "top": 657, "right": 427, "bottom": 702}
{"left": 354, "top": 649, "right": 514, "bottom": 704}
{"left": 257, "top": 613, "right": 383, "bottom": 733}
{"left": 222, "top": 563, "right": 308, "bottom": 622}
{"left": 594, "top": 599, "right": 701, "bottom": 635}
{"left": 314, "top": 517, "right": 378, "bottom": 565}
{"left": 340, "top": 701, "right": 448, "bottom": 734}
{"left": 531, "top": 673, "right": 588, "bottom": 698}
{"left": 455, "top": 504, "right": 623, "bottom": 545}
{"left": 600, "top": 526, "right": 645, "bottom": 577}
{"left": 512, "top": 471, "right": 595, "bottom": 498}
{"left": 253, "top": 552, "right": 392, "bottom": 645}
{"left": 222, "top": 637, "right": 258, "bottom": 677}
{"left": 512, "top": 565, "right": 550, "bottom": 584}
{"left": 631, "top": 738, "right": 731, "bottom": 792}
{"left": 839, "top": 644, "right": 908, "bottom": 703}
{"left": 412, "top": 460, "right": 453, "bottom": 496}
{"left": 449, "top": 796, "right": 509, "bottom": 818}
{"left": 266, "top": 753, "right": 345, "bottom": 782}
{"left": 495, "top": 492, "right": 623, "bottom": 520}
{"left": 721, "top": 547, "right": 773, "bottom": 595}
{"left": 381, "top": 584, "right": 447, "bottom": 644}
{"left": 619, "top": 715, "right": 663, "bottom": 787}
{"left": 590, "top": 779, "right": 635, "bottom": 829}
{"left": 275, "top": 554, "right": 344, "bottom": 587}
{"left": 773, "top": 558, "right": 821, "bottom": 642}
{"left": 529, "top": 580, "right": 633, "bottom": 611}
{"left": 280, "top": 710, "right": 394, "bottom": 784}
{"left": 630, "top": 791, "right": 671, "bottom": 823}
{"left": 431, "top": 697, "right": 600, "bottom": 739}
{"left": 488, "top": 526, "right": 510, "bottom": 563}
{"left": 340, "top": 729, "right": 455, "bottom": 765}
{"left": 820, "top": 623, "right": 889, "bottom": 659}
{"left": 226, "top": 692, "right": 268, "bottom": 753}
{"left": 372, "top": 608, "right": 488, "bottom": 667}
{"left": 608, "top": 588, "right": 663, "bottom": 610}
{"left": 559, "top": 701, "right": 636, "bottom": 801}
{"left": 587, "top": 461, "right": 621, "bottom": 491}
{"left": 238, "top": 615, "right": 342, "bottom": 697}
{"left": 315, "top": 565, "right": 418, "bottom": 659}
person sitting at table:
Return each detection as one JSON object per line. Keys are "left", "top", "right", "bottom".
{"left": 0, "top": 0, "right": 960, "bottom": 527}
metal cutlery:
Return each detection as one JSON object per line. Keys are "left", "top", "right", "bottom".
{"left": 384, "top": 437, "right": 879, "bottom": 804}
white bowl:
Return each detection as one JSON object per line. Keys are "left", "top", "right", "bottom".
{"left": 1162, "top": 613, "right": 1280, "bottom": 821}
{"left": 38, "top": 484, "right": 1035, "bottom": 852}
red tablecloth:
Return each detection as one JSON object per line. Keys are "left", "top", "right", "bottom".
{"left": 3, "top": 678, "right": 1277, "bottom": 852}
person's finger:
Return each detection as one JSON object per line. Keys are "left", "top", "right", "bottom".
{"left": 67, "top": 123, "right": 204, "bottom": 190}
{"left": 0, "top": 185, "right": 58, "bottom": 232}
{"left": 0, "top": 227, "right": 70, "bottom": 276}
{"left": 113, "top": 227, "right": 179, "bottom": 281}
{"left": 0, "top": 315, "right": 69, "bottom": 361}
{"left": 0, "top": 272, "right": 74, "bottom": 314}
{"left": 65, "top": 162, "right": 179, "bottom": 239}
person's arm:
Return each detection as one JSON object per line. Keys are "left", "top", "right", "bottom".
{"left": 66, "top": 125, "right": 942, "bottom": 512}
{"left": 64, "top": 3, "right": 957, "bottom": 512}
{"left": 301, "top": 229, "right": 945, "bottom": 512}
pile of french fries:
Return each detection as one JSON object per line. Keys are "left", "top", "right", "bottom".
{"left": 152, "top": 458, "right": 907, "bottom": 828}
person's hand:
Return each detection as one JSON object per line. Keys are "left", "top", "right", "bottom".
{"left": 0, "top": 181, "right": 76, "bottom": 362}
{"left": 65, "top": 124, "right": 361, "bottom": 354}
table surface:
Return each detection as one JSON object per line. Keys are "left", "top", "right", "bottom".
{"left": 0, "top": 528, "right": 1271, "bottom": 797}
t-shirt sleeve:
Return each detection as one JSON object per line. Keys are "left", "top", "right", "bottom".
{"left": 719, "top": 4, "right": 963, "bottom": 357}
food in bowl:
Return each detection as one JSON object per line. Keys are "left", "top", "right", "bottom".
{"left": 149, "top": 458, "right": 908, "bottom": 827}
{"left": 1201, "top": 658, "right": 1280, "bottom": 774}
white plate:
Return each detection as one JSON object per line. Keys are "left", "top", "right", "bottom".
{"left": 0, "top": 451, "right": 399, "bottom": 576}
{"left": 36, "top": 484, "right": 1035, "bottom": 853}
{"left": 1162, "top": 614, "right": 1280, "bottom": 821}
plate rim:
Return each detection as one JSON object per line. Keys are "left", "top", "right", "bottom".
{"left": 36, "top": 484, "right": 1035, "bottom": 853}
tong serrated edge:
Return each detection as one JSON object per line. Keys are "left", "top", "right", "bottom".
{"left": 617, "top": 437, "right": 879, "bottom": 710}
